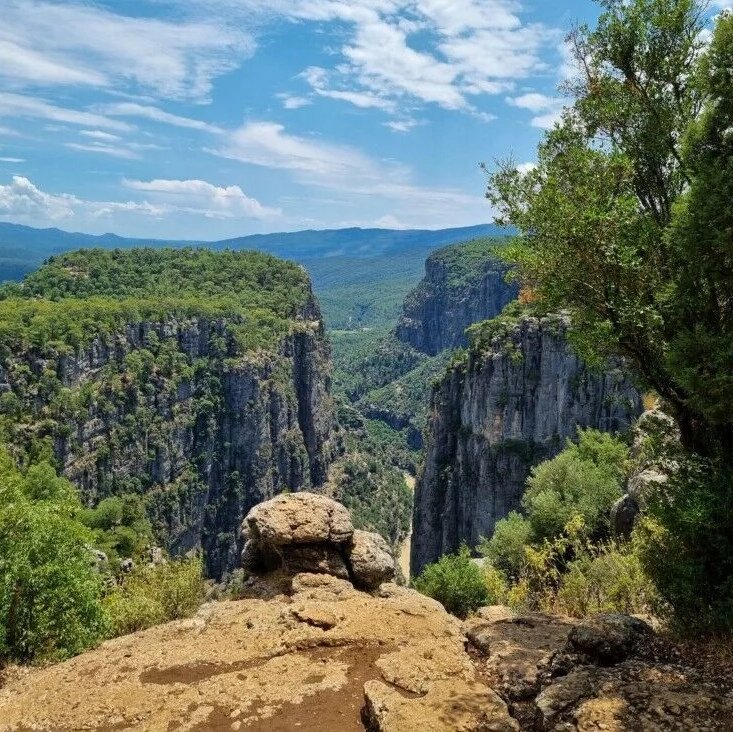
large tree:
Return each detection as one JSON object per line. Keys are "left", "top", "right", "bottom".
{"left": 488, "top": 0, "right": 733, "bottom": 462}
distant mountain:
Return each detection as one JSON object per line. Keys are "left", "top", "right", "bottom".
{"left": 0, "top": 221, "right": 507, "bottom": 328}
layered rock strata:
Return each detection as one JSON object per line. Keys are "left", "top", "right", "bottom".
{"left": 411, "top": 314, "right": 642, "bottom": 575}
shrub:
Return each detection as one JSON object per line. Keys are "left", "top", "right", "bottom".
{"left": 0, "top": 456, "right": 107, "bottom": 662}
{"left": 523, "top": 446, "right": 624, "bottom": 542}
{"left": 412, "top": 546, "right": 491, "bottom": 618}
{"left": 103, "top": 557, "right": 205, "bottom": 638}
{"left": 634, "top": 458, "right": 733, "bottom": 634}
{"left": 555, "top": 543, "right": 657, "bottom": 618}
{"left": 479, "top": 511, "right": 532, "bottom": 578}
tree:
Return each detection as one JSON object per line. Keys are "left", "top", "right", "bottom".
{"left": 0, "top": 453, "right": 107, "bottom": 662}
{"left": 487, "top": 0, "right": 732, "bottom": 462}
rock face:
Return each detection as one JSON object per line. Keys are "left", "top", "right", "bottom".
{"left": 464, "top": 607, "right": 733, "bottom": 731}
{"left": 241, "top": 492, "right": 395, "bottom": 590}
{"left": 0, "top": 300, "right": 335, "bottom": 580}
{"left": 0, "top": 575, "right": 518, "bottom": 732}
{"left": 411, "top": 315, "right": 642, "bottom": 575}
{"left": 611, "top": 408, "right": 680, "bottom": 538}
{"left": 395, "top": 241, "right": 518, "bottom": 355}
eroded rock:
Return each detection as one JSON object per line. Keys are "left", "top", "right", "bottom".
{"left": 349, "top": 529, "right": 395, "bottom": 590}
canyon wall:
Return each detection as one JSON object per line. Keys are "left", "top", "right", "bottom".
{"left": 410, "top": 314, "right": 641, "bottom": 575}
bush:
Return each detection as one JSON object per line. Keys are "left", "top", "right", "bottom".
{"left": 523, "top": 445, "right": 624, "bottom": 542}
{"left": 0, "top": 456, "right": 107, "bottom": 662}
{"left": 498, "top": 515, "right": 656, "bottom": 617}
{"left": 479, "top": 511, "right": 532, "bottom": 578}
{"left": 103, "top": 557, "right": 205, "bottom": 637}
{"left": 555, "top": 542, "right": 657, "bottom": 618}
{"left": 634, "top": 458, "right": 733, "bottom": 634}
{"left": 412, "top": 546, "right": 492, "bottom": 618}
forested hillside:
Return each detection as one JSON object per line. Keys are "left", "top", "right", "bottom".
{"left": 0, "top": 248, "right": 335, "bottom": 580}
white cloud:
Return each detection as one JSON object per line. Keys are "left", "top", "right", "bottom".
{"left": 277, "top": 94, "right": 312, "bottom": 110}
{"left": 301, "top": 66, "right": 396, "bottom": 112}
{"left": 79, "top": 130, "right": 121, "bottom": 142}
{"left": 0, "top": 175, "right": 166, "bottom": 222}
{"left": 0, "top": 92, "right": 132, "bottom": 131}
{"left": 100, "top": 103, "right": 222, "bottom": 133}
{"left": 203, "top": 0, "right": 556, "bottom": 121}
{"left": 64, "top": 142, "right": 139, "bottom": 160}
{"left": 374, "top": 214, "right": 407, "bottom": 229}
{"left": 516, "top": 162, "right": 536, "bottom": 174}
{"left": 123, "top": 178, "right": 279, "bottom": 219}
{"left": 212, "top": 120, "right": 487, "bottom": 215}
{"left": 213, "top": 122, "right": 376, "bottom": 178}
{"left": 0, "top": 175, "right": 81, "bottom": 220}
{"left": 508, "top": 92, "right": 564, "bottom": 128}
{"left": 0, "top": 157, "right": 24, "bottom": 163}
{"left": 383, "top": 118, "right": 421, "bottom": 133}
{"left": 0, "top": 1, "right": 254, "bottom": 102}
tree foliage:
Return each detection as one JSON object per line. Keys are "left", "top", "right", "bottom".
{"left": 488, "top": 0, "right": 732, "bottom": 460}
{"left": 412, "top": 546, "right": 493, "bottom": 618}
{"left": 0, "top": 451, "right": 107, "bottom": 662}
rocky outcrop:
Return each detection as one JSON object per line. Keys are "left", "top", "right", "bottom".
{"left": 611, "top": 409, "right": 680, "bottom": 538}
{"left": 0, "top": 299, "right": 335, "bottom": 580}
{"left": 464, "top": 607, "right": 733, "bottom": 731}
{"left": 395, "top": 241, "right": 518, "bottom": 355}
{"left": 241, "top": 492, "right": 395, "bottom": 590}
{"left": 0, "top": 573, "right": 518, "bottom": 732}
{"left": 411, "top": 315, "right": 642, "bottom": 575}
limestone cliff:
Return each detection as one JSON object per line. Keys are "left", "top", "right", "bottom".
{"left": 395, "top": 238, "right": 518, "bottom": 355}
{"left": 411, "top": 314, "right": 642, "bottom": 575}
{"left": 0, "top": 250, "right": 335, "bottom": 579}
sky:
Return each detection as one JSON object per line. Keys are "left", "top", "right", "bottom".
{"left": 0, "top": 0, "right": 688, "bottom": 239}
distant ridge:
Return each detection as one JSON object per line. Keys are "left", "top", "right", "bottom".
{"left": 0, "top": 221, "right": 504, "bottom": 282}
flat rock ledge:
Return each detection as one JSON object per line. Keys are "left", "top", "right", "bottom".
{"left": 0, "top": 574, "right": 517, "bottom": 732}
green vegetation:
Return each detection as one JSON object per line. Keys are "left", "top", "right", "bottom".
{"left": 0, "top": 248, "right": 312, "bottom": 566}
{"left": 0, "top": 450, "right": 107, "bottom": 662}
{"left": 415, "top": 432, "right": 655, "bottom": 619}
{"left": 331, "top": 418, "right": 414, "bottom": 547}
{"left": 358, "top": 350, "right": 452, "bottom": 432}
{"left": 424, "top": 236, "right": 509, "bottom": 290}
{"left": 331, "top": 329, "right": 427, "bottom": 403}
{"left": 103, "top": 558, "right": 205, "bottom": 637}
{"left": 412, "top": 546, "right": 494, "bottom": 619}
{"left": 0, "top": 443, "right": 206, "bottom": 664}
{"left": 481, "top": 430, "right": 628, "bottom": 578}
{"left": 487, "top": 0, "right": 733, "bottom": 632}
{"left": 80, "top": 494, "right": 153, "bottom": 570}
{"left": 635, "top": 458, "right": 733, "bottom": 633}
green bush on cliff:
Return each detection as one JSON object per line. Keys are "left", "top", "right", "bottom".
{"left": 634, "top": 459, "right": 733, "bottom": 633}
{"left": 0, "top": 452, "right": 107, "bottom": 662}
{"left": 413, "top": 546, "right": 493, "bottom": 618}
{"left": 103, "top": 557, "right": 205, "bottom": 637}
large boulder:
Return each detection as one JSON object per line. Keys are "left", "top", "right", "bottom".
{"left": 349, "top": 530, "right": 395, "bottom": 590}
{"left": 242, "top": 491, "right": 354, "bottom": 547}
{"left": 240, "top": 492, "right": 395, "bottom": 590}
{"left": 567, "top": 613, "right": 652, "bottom": 665}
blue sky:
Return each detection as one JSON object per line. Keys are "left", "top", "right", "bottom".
{"left": 0, "top": 1, "right": 616, "bottom": 238}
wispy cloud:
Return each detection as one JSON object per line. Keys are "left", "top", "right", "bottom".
{"left": 64, "top": 142, "right": 139, "bottom": 160}
{"left": 0, "top": 92, "right": 132, "bottom": 131}
{"left": 212, "top": 120, "right": 485, "bottom": 212}
{"left": 204, "top": 0, "right": 557, "bottom": 123}
{"left": 0, "top": 157, "right": 24, "bottom": 163}
{"left": 508, "top": 92, "right": 565, "bottom": 129}
{"left": 100, "top": 102, "right": 222, "bottom": 133}
{"left": 0, "top": 0, "right": 254, "bottom": 103}
{"left": 276, "top": 94, "right": 312, "bottom": 110}
{"left": 123, "top": 178, "right": 280, "bottom": 219}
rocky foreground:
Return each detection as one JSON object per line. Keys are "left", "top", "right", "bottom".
{"left": 1, "top": 494, "right": 731, "bottom": 731}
